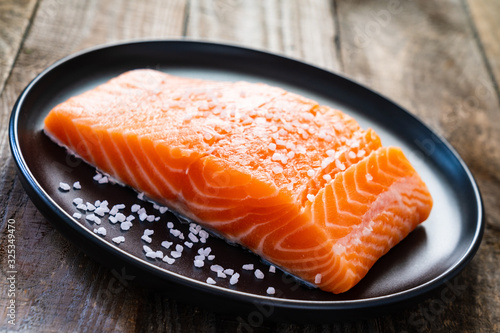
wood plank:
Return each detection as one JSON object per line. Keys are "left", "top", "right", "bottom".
{"left": 0, "top": 0, "right": 38, "bottom": 95}
{"left": 335, "top": 0, "right": 500, "bottom": 331}
{"left": 185, "top": 0, "right": 341, "bottom": 72}
{"left": 1, "top": 0, "right": 499, "bottom": 331}
{"left": 466, "top": 0, "right": 500, "bottom": 98}
{"left": 0, "top": 0, "right": 188, "bottom": 331}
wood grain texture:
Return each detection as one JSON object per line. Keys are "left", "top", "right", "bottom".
{"left": 335, "top": 1, "right": 500, "bottom": 331}
{"left": 186, "top": 0, "right": 341, "bottom": 72}
{"left": 0, "top": 0, "right": 38, "bottom": 95}
{"left": 0, "top": 0, "right": 499, "bottom": 332}
{"left": 466, "top": 0, "right": 500, "bottom": 98}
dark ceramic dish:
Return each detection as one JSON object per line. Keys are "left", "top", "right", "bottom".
{"left": 9, "top": 40, "right": 484, "bottom": 322}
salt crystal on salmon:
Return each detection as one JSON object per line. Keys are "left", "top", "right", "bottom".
{"left": 43, "top": 69, "right": 433, "bottom": 294}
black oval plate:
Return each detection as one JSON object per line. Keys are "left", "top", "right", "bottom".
{"left": 9, "top": 40, "right": 484, "bottom": 322}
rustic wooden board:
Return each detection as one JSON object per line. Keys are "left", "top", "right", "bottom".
{"left": 467, "top": 0, "right": 500, "bottom": 96}
{"left": 335, "top": 1, "right": 500, "bottom": 331}
{"left": 0, "top": 0, "right": 499, "bottom": 331}
{"left": 185, "top": 0, "right": 341, "bottom": 72}
{"left": 0, "top": 0, "right": 38, "bottom": 95}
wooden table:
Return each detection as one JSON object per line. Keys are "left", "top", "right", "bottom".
{"left": 1, "top": 0, "right": 499, "bottom": 332}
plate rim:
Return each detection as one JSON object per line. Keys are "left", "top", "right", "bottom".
{"left": 8, "top": 39, "right": 485, "bottom": 314}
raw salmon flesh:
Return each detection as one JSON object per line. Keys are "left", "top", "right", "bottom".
{"left": 43, "top": 69, "right": 433, "bottom": 294}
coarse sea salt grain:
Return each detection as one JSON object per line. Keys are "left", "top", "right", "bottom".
{"left": 72, "top": 212, "right": 82, "bottom": 219}
{"left": 161, "top": 241, "right": 173, "bottom": 249}
{"left": 73, "top": 181, "right": 81, "bottom": 190}
{"left": 109, "top": 206, "right": 119, "bottom": 216}
{"left": 115, "top": 213, "right": 126, "bottom": 222}
{"left": 94, "top": 227, "right": 106, "bottom": 236}
{"left": 73, "top": 198, "right": 83, "bottom": 206}
{"left": 144, "top": 229, "right": 154, "bottom": 236}
{"left": 59, "top": 182, "right": 71, "bottom": 191}
{"left": 76, "top": 203, "right": 87, "bottom": 211}
{"left": 315, "top": 274, "right": 322, "bottom": 284}
{"left": 272, "top": 166, "right": 283, "bottom": 174}
{"left": 194, "top": 260, "right": 204, "bottom": 268}
{"left": 254, "top": 269, "right": 265, "bottom": 279}
{"left": 86, "top": 214, "right": 101, "bottom": 225}
{"left": 188, "top": 233, "right": 199, "bottom": 243}
{"left": 143, "top": 245, "right": 153, "bottom": 253}
{"left": 229, "top": 273, "right": 240, "bottom": 285}
{"left": 131, "top": 204, "right": 141, "bottom": 213}
{"left": 141, "top": 235, "right": 152, "bottom": 243}
{"left": 210, "top": 265, "right": 224, "bottom": 272}
{"left": 207, "top": 255, "right": 215, "bottom": 261}
{"left": 167, "top": 222, "right": 174, "bottom": 229}
{"left": 163, "top": 256, "right": 175, "bottom": 265}
{"left": 171, "top": 251, "right": 182, "bottom": 258}
{"left": 145, "top": 251, "right": 157, "bottom": 259}
{"left": 155, "top": 250, "right": 164, "bottom": 259}
{"left": 170, "top": 229, "right": 181, "bottom": 237}
{"left": 335, "top": 159, "right": 346, "bottom": 171}
{"left": 242, "top": 264, "right": 254, "bottom": 271}
{"left": 112, "top": 236, "right": 125, "bottom": 244}
{"left": 184, "top": 241, "right": 193, "bottom": 248}
{"left": 86, "top": 202, "right": 96, "bottom": 211}
{"left": 269, "top": 265, "right": 276, "bottom": 273}
{"left": 120, "top": 221, "right": 133, "bottom": 231}
{"left": 206, "top": 277, "right": 216, "bottom": 285}
{"left": 266, "top": 287, "right": 276, "bottom": 295}
{"left": 94, "top": 207, "right": 107, "bottom": 217}
{"left": 224, "top": 268, "right": 234, "bottom": 275}
{"left": 199, "top": 247, "right": 211, "bottom": 256}
{"left": 93, "top": 173, "right": 102, "bottom": 181}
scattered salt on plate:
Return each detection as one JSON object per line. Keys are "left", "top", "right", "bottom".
{"left": 93, "top": 227, "right": 106, "bottom": 236}
{"left": 59, "top": 182, "right": 71, "bottom": 191}
{"left": 112, "top": 236, "right": 125, "bottom": 244}
{"left": 229, "top": 273, "right": 240, "bottom": 285}
{"left": 120, "top": 221, "right": 132, "bottom": 231}
{"left": 242, "top": 264, "right": 254, "bottom": 271}
{"left": 141, "top": 235, "right": 152, "bottom": 243}
{"left": 194, "top": 259, "right": 204, "bottom": 268}
{"left": 254, "top": 269, "right": 264, "bottom": 279}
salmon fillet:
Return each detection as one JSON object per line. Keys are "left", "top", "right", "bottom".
{"left": 44, "top": 69, "right": 433, "bottom": 294}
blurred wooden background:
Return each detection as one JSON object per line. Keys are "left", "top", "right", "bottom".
{"left": 1, "top": 0, "right": 499, "bottom": 332}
